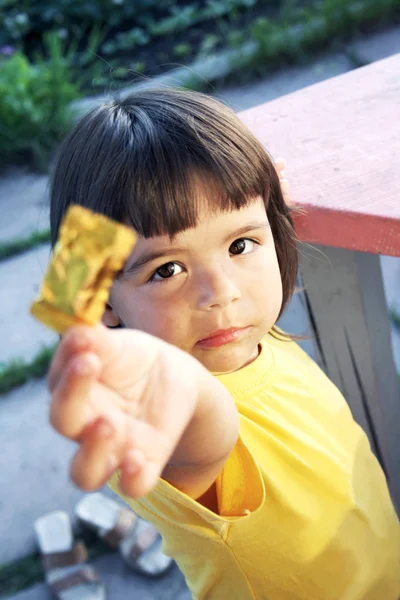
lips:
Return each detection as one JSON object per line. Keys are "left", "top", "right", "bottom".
{"left": 197, "top": 326, "right": 249, "bottom": 349}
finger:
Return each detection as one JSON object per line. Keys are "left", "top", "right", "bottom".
{"left": 119, "top": 453, "right": 161, "bottom": 499}
{"left": 274, "top": 157, "right": 287, "bottom": 176}
{"left": 280, "top": 178, "right": 291, "bottom": 205}
{"left": 48, "top": 325, "right": 96, "bottom": 393}
{"left": 119, "top": 420, "right": 172, "bottom": 498}
{"left": 49, "top": 351, "right": 101, "bottom": 439}
{"left": 70, "top": 418, "right": 120, "bottom": 491}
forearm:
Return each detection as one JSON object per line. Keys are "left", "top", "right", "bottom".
{"left": 162, "top": 370, "right": 240, "bottom": 499}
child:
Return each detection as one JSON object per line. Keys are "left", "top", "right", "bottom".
{"left": 47, "top": 88, "right": 400, "bottom": 599}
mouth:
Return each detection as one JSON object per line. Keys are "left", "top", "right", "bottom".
{"left": 196, "top": 326, "right": 250, "bottom": 349}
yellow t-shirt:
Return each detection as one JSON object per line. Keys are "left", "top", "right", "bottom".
{"left": 109, "top": 333, "right": 400, "bottom": 600}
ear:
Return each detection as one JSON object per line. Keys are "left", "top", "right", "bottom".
{"left": 101, "top": 302, "right": 121, "bottom": 327}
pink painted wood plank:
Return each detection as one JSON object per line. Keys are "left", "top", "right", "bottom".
{"left": 239, "top": 54, "right": 400, "bottom": 256}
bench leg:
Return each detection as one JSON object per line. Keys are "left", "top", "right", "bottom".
{"left": 299, "top": 244, "right": 400, "bottom": 511}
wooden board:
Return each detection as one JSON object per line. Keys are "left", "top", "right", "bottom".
{"left": 299, "top": 245, "right": 400, "bottom": 510}
{"left": 239, "top": 54, "right": 400, "bottom": 257}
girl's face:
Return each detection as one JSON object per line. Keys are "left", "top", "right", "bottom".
{"left": 103, "top": 196, "right": 283, "bottom": 373}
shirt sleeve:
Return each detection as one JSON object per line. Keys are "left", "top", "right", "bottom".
{"left": 215, "top": 433, "right": 264, "bottom": 517}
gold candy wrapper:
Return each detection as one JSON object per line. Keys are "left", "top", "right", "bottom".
{"left": 30, "top": 205, "right": 137, "bottom": 334}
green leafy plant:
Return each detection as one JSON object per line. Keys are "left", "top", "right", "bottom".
{"left": 173, "top": 42, "right": 192, "bottom": 58}
{"left": 149, "top": 5, "right": 201, "bottom": 37}
{"left": 228, "top": 0, "right": 400, "bottom": 82}
{"left": 0, "top": 25, "right": 105, "bottom": 170}
{"left": 102, "top": 26, "right": 150, "bottom": 55}
{"left": 0, "top": 33, "right": 80, "bottom": 170}
{"left": 198, "top": 33, "right": 220, "bottom": 56}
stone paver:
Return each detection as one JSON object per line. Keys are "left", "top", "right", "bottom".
{"left": 0, "top": 377, "right": 191, "bottom": 598}
{"left": 0, "top": 379, "right": 85, "bottom": 564}
{"left": 351, "top": 26, "right": 400, "bottom": 64}
{"left": 0, "top": 376, "right": 125, "bottom": 563}
{"left": 0, "top": 245, "right": 57, "bottom": 364}
{"left": 0, "top": 168, "right": 49, "bottom": 243}
{"left": 217, "top": 52, "right": 354, "bottom": 111}
{"left": 217, "top": 25, "right": 400, "bottom": 113}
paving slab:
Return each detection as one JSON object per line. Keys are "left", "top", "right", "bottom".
{"left": 0, "top": 245, "right": 57, "bottom": 364}
{"left": 0, "top": 379, "right": 86, "bottom": 564}
{"left": 0, "top": 169, "right": 49, "bottom": 243}
{"left": 350, "top": 25, "right": 400, "bottom": 64}
{"left": 216, "top": 52, "right": 354, "bottom": 112}
{"left": 0, "top": 377, "right": 122, "bottom": 563}
{"left": 217, "top": 26, "right": 400, "bottom": 114}
{"left": 0, "top": 377, "right": 191, "bottom": 599}
{"left": 5, "top": 555, "right": 191, "bottom": 600}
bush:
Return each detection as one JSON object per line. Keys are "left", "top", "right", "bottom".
{"left": 0, "top": 0, "right": 265, "bottom": 62}
{"left": 0, "top": 33, "right": 82, "bottom": 170}
{"left": 0, "top": 0, "right": 173, "bottom": 47}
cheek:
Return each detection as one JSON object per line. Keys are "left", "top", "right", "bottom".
{"left": 116, "top": 287, "right": 188, "bottom": 346}
{"left": 255, "top": 248, "right": 283, "bottom": 314}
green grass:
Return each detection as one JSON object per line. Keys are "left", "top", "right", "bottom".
{"left": 0, "top": 229, "right": 51, "bottom": 261}
{"left": 0, "top": 552, "right": 42, "bottom": 598}
{"left": 0, "top": 344, "right": 56, "bottom": 396}
{"left": 224, "top": 0, "right": 400, "bottom": 84}
{"left": 0, "top": 530, "right": 113, "bottom": 598}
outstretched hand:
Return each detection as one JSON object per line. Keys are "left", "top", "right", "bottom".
{"left": 48, "top": 324, "right": 203, "bottom": 499}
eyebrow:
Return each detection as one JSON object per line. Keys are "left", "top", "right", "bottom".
{"left": 223, "top": 222, "right": 270, "bottom": 244}
{"left": 120, "top": 220, "right": 270, "bottom": 277}
{"left": 120, "top": 247, "right": 187, "bottom": 277}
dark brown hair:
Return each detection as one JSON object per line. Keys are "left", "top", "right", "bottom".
{"left": 50, "top": 88, "right": 298, "bottom": 321}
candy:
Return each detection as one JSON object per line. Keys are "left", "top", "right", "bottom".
{"left": 31, "top": 205, "right": 136, "bottom": 334}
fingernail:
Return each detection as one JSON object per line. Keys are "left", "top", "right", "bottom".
{"left": 276, "top": 157, "right": 287, "bottom": 168}
{"left": 74, "top": 359, "right": 92, "bottom": 376}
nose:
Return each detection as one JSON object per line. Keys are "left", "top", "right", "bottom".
{"left": 195, "top": 264, "right": 241, "bottom": 311}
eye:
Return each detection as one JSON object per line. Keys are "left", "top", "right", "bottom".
{"left": 229, "top": 238, "right": 255, "bottom": 255}
{"left": 150, "top": 261, "right": 183, "bottom": 282}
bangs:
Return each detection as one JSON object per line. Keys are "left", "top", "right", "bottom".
{"left": 121, "top": 147, "right": 269, "bottom": 239}
{"left": 115, "top": 94, "right": 273, "bottom": 238}
{"left": 50, "top": 89, "right": 276, "bottom": 244}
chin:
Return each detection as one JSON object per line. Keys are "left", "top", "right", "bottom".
{"left": 197, "top": 344, "right": 257, "bottom": 374}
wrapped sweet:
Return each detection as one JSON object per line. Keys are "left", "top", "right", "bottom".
{"left": 31, "top": 205, "right": 136, "bottom": 334}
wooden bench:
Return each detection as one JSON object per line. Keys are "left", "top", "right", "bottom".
{"left": 239, "top": 53, "right": 400, "bottom": 510}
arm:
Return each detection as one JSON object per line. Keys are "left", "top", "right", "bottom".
{"left": 162, "top": 369, "right": 240, "bottom": 500}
